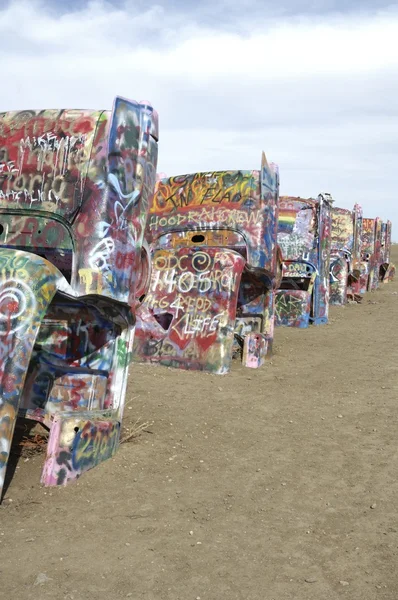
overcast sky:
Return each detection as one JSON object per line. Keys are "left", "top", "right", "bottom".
{"left": 1, "top": 0, "right": 397, "bottom": 237}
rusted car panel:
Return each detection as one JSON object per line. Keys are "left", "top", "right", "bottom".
{"left": 133, "top": 154, "right": 280, "bottom": 373}
{"left": 276, "top": 194, "right": 331, "bottom": 327}
{"left": 0, "top": 97, "right": 158, "bottom": 497}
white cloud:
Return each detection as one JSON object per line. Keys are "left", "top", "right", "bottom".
{"left": 1, "top": 0, "right": 397, "bottom": 235}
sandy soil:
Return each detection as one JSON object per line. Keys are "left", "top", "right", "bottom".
{"left": 1, "top": 247, "right": 398, "bottom": 600}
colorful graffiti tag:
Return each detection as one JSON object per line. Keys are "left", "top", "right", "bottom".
{"left": 346, "top": 203, "right": 364, "bottom": 300}
{"left": 276, "top": 194, "right": 331, "bottom": 327}
{"left": 0, "top": 99, "right": 394, "bottom": 500}
{"left": 379, "top": 220, "right": 395, "bottom": 283}
{"left": 0, "top": 250, "right": 62, "bottom": 492}
{"left": 133, "top": 154, "right": 280, "bottom": 373}
{"left": 43, "top": 418, "right": 121, "bottom": 486}
{"left": 134, "top": 247, "right": 245, "bottom": 373}
{"left": 0, "top": 97, "right": 159, "bottom": 497}
{"left": 360, "top": 217, "right": 383, "bottom": 293}
{"left": 0, "top": 98, "right": 158, "bottom": 302}
{"left": 329, "top": 207, "right": 354, "bottom": 305}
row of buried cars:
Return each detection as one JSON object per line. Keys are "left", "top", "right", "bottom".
{"left": 0, "top": 96, "right": 394, "bottom": 497}
{"left": 133, "top": 183, "right": 394, "bottom": 371}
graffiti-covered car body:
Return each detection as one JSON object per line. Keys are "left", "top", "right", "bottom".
{"left": 359, "top": 218, "right": 375, "bottom": 293}
{"left": 276, "top": 194, "right": 332, "bottom": 327}
{"left": 346, "top": 203, "right": 364, "bottom": 300}
{"left": 133, "top": 153, "right": 280, "bottom": 374}
{"left": 372, "top": 217, "right": 383, "bottom": 291}
{"left": 329, "top": 204, "right": 363, "bottom": 304}
{"left": 360, "top": 217, "right": 383, "bottom": 292}
{"left": 329, "top": 207, "right": 353, "bottom": 305}
{"left": 0, "top": 97, "right": 158, "bottom": 497}
{"left": 379, "top": 220, "right": 395, "bottom": 283}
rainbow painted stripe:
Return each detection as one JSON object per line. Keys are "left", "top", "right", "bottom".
{"left": 278, "top": 210, "right": 297, "bottom": 233}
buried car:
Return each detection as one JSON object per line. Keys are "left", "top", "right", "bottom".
{"left": 379, "top": 220, "right": 395, "bottom": 283}
{"left": 0, "top": 97, "right": 158, "bottom": 498}
{"left": 329, "top": 203, "right": 363, "bottom": 305}
{"left": 276, "top": 194, "right": 332, "bottom": 327}
{"left": 133, "top": 153, "right": 280, "bottom": 374}
{"left": 360, "top": 217, "right": 382, "bottom": 293}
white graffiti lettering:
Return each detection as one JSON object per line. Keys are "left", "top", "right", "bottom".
{"left": 0, "top": 279, "right": 37, "bottom": 336}
{"left": 89, "top": 238, "right": 115, "bottom": 272}
{"left": 0, "top": 160, "right": 18, "bottom": 175}
{"left": 149, "top": 207, "right": 262, "bottom": 231}
{"left": 171, "top": 311, "right": 226, "bottom": 340}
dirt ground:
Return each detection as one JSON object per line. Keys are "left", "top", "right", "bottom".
{"left": 1, "top": 247, "right": 398, "bottom": 600}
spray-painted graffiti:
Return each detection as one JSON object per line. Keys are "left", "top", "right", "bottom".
{"left": 370, "top": 218, "right": 383, "bottom": 291}
{"left": 329, "top": 207, "right": 354, "bottom": 305}
{"left": 275, "top": 290, "right": 311, "bottom": 328}
{"left": 379, "top": 220, "right": 395, "bottom": 283}
{"left": 0, "top": 98, "right": 158, "bottom": 303}
{"left": 242, "top": 333, "right": 268, "bottom": 369}
{"left": 150, "top": 158, "right": 278, "bottom": 270}
{"left": 361, "top": 218, "right": 376, "bottom": 259}
{"left": 276, "top": 194, "right": 331, "bottom": 327}
{"left": 0, "top": 250, "right": 62, "bottom": 493}
{"left": 0, "top": 96, "right": 159, "bottom": 499}
{"left": 360, "top": 218, "right": 380, "bottom": 292}
{"left": 133, "top": 247, "right": 246, "bottom": 374}
{"left": 329, "top": 255, "right": 349, "bottom": 305}
{"left": 330, "top": 207, "right": 354, "bottom": 252}
{"left": 0, "top": 110, "right": 90, "bottom": 216}
{"left": 43, "top": 418, "right": 121, "bottom": 485}
{"left": 345, "top": 203, "right": 363, "bottom": 300}
{"left": 134, "top": 153, "right": 280, "bottom": 373}
{"left": 277, "top": 202, "right": 315, "bottom": 259}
